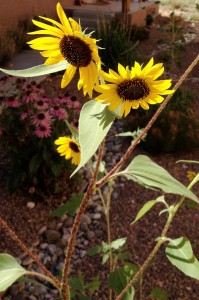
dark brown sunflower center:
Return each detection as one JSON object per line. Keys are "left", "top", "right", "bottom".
{"left": 117, "top": 79, "right": 150, "bottom": 101}
{"left": 60, "top": 35, "right": 92, "bottom": 67}
{"left": 69, "top": 141, "right": 80, "bottom": 153}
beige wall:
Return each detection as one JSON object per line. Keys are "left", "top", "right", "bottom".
{"left": 0, "top": 0, "right": 74, "bottom": 30}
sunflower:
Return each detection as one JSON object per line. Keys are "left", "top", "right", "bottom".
{"left": 55, "top": 137, "right": 81, "bottom": 165}
{"left": 28, "top": 2, "right": 101, "bottom": 98}
{"left": 95, "top": 58, "right": 174, "bottom": 117}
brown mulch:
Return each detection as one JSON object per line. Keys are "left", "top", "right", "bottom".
{"left": 0, "top": 12, "right": 199, "bottom": 300}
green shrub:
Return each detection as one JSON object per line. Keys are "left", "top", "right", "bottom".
{"left": 96, "top": 18, "right": 142, "bottom": 71}
{"left": 0, "top": 19, "right": 33, "bottom": 66}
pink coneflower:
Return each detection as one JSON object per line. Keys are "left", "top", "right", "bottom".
{"left": 31, "top": 82, "right": 45, "bottom": 94}
{"left": 65, "top": 95, "right": 81, "bottom": 110}
{"left": 3, "top": 96, "right": 20, "bottom": 107}
{"left": 50, "top": 106, "right": 67, "bottom": 120}
{"left": 23, "top": 90, "right": 38, "bottom": 103}
{"left": 54, "top": 96, "right": 69, "bottom": 105}
{"left": 31, "top": 111, "right": 52, "bottom": 126}
{"left": 34, "top": 124, "right": 51, "bottom": 138}
{"left": 34, "top": 97, "right": 49, "bottom": 110}
{"left": 20, "top": 110, "right": 31, "bottom": 120}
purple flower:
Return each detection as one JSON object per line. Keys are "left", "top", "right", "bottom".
{"left": 50, "top": 106, "right": 67, "bottom": 120}
{"left": 3, "top": 96, "right": 20, "bottom": 107}
{"left": 34, "top": 124, "right": 51, "bottom": 138}
{"left": 34, "top": 97, "right": 49, "bottom": 110}
{"left": 31, "top": 111, "right": 52, "bottom": 126}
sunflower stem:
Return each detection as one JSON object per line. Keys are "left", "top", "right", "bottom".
{"left": 115, "top": 176, "right": 198, "bottom": 300}
{"left": 61, "top": 140, "right": 105, "bottom": 300}
{"left": 96, "top": 53, "right": 199, "bottom": 190}
{"left": 0, "top": 216, "right": 60, "bottom": 288}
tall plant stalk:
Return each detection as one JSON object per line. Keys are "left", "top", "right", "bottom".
{"left": 60, "top": 140, "right": 105, "bottom": 300}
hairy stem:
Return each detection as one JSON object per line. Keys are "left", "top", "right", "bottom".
{"left": 107, "top": 181, "right": 114, "bottom": 300}
{"left": 96, "top": 53, "right": 199, "bottom": 189}
{"left": 116, "top": 173, "right": 197, "bottom": 300}
{"left": 61, "top": 140, "right": 105, "bottom": 300}
{"left": 0, "top": 216, "right": 60, "bottom": 288}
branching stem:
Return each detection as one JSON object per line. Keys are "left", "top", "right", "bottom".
{"left": 0, "top": 217, "right": 60, "bottom": 288}
{"left": 61, "top": 139, "right": 105, "bottom": 300}
{"left": 96, "top": 54, "right": 199, "bottom": 189}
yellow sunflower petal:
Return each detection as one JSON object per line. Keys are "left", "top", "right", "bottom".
{"left": 32, "top": 19, "right": 63, "bottom": 38}
{"left": 71, "top": 153, "right": 81, "bottom": 165}
{"left": 28, "top": 37, "right": 60, "bottom": 45}
{"left": 140, "top": 100, "right": 149, "bottom": 110}
{"left": 28, "top": 29, "right": 62, "bottom": 37}
{"left": 118, "top": 63, "right": 128, "bottom": 79}
{"left": 56, "top": 2, "right": 73, "bottom": 35}
{"left": 65, "top": 148, "right": 72, "bottom": 159}
{"left": 69, "top": 17, "right": 81, "bottom": 32}
{"left": 55, "top": 137, "right": 70, "bottom": 145}
{"left": 39, "top": 16, "right": 65, "bottom": 32}
{"left": 142, "top": 57, "right": 154, "bottom": 75}
{"left": 61, "top": 65, "right": 77, "bottom": 88}
{"left": 131, "top": 100, "right": 139, "bottom": 109}
{"left": 134, "top": 61, "right": 142, "bottom": 76}
{"left": 44, "top": 54, "right": 64, "bottom": 65}
{"left": 40, "top": 49, "right": 61, "bottom": 57}
{"left": 29, "top": 44, "right": 59, "bottom": 51}
{"left": 100, "top": 70, "right": 120, "bottom": 84}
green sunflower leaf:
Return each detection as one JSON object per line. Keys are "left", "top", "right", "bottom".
{"left": 108, "top": 265, "right": 135, "bottom": 300}
{"left": 0, "top": 61, "right": 68, "bottom": 77}
{"left": 122, "top": 155, "right": 198, "bottom": 202}
{"left": 0, "top": 254, "right": 27, "bottom": 292}
{"left": 165, "top": 237, "right": 199, "bottom": 280}
{"left": 132, "top": 196, "right": 165, "bottom": 224}
{"left": 71, "top": 101, "right": 114, "bottom": 176}
{"left": 51, "top": 194, "right": 84, "bottom": 217}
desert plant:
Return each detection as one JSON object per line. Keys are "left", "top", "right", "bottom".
{"left": 96, "top": 18, "right": 141, "bottom": 71}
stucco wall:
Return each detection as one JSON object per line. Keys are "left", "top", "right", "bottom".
{"left": 0, "top": 0, "right": 74, "bottom": 30}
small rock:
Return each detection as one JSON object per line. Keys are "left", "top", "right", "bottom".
{"left": 79, "top": 250, "right": 86, "bottom": 258}
{"left": 87, "top": 230, "right": 95, "bottom": 240}
{"left": 64, "top": 216, "right": 74, "bottom": 227}
{"left": 42, "top": 255, "right": 51, "bottom": 265}
{"left": 40, "top": 242, "right": 48, "bottom": 250}
{"left": 32, "top": 238, "right": 40, "bottom": 247}
{"left": 47, "top": 244, "right": 57, "bottom": 255}
{"left": 47, "top": 219, "right": 57, "bottom": 229}
{"left": 22, "top": 257, "right": 34, "bottom": 266}
{"left": 60, "top": 214, "right": 68, "bottom": 222}
{"left": 94, "top": 206, "right": 104, "bottom": 213}
{"left": 80, "top": 222, "right": 88, "bottom": 231}
{"left": 92, "top": 194, "right": 101, "bottom": 201}
{"left": 112, "top": 192, "right": 118, "bottom": 199}
{"left": 38, "top": 225, "right": 47, "bottom": 236}
{"left": 45, "top": 229, "right": 61, "bottom": 243}
{"left": 56, "top": 222, "right": 64, "bottom": 230}
{"left": 92, "top": 213, "right": 101, "bottom": 220}
{"left": 83, "top": 240, "right": 89, "bottom": 247}
{"left": 81, "top": 213, "right": 91, "bottom": 224}
{"left": 29, "top": 296, "right": 37, "bottom": 300}
{"left": 27, "top": 201, "right": 35, "bottom": 209}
